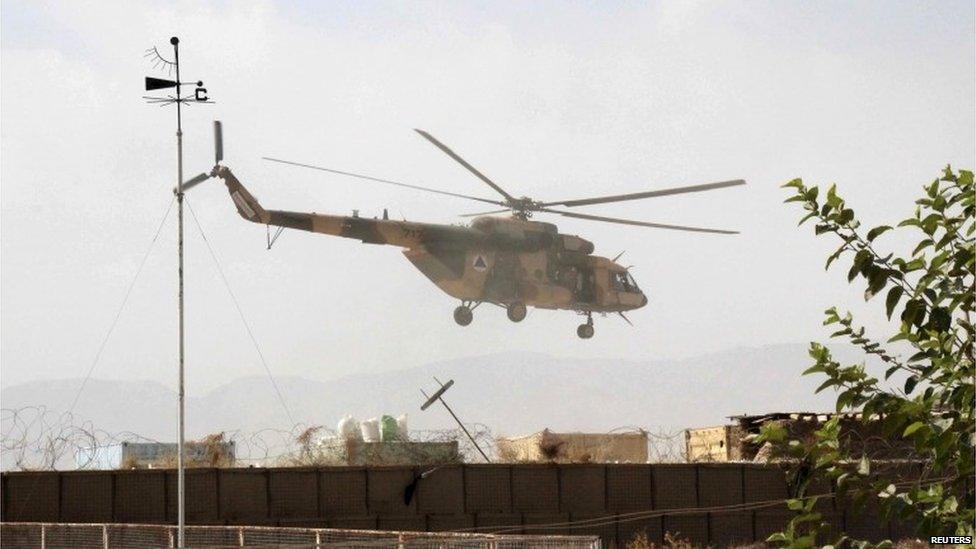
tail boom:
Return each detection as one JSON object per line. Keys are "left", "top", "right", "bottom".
{"left": 213, "top": 165, "right": 479, "bottom": 248}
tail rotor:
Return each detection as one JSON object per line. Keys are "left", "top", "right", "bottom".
{"left": 174, "top": 120, "right": 223, "bottom": 193}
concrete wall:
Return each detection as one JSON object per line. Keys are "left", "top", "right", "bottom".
{"left": 2, "top": 464, "right": 908, "bottom": 546}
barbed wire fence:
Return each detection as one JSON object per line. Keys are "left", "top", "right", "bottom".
{"left": 2, "top": 406, "right": 685, "bottom": 471}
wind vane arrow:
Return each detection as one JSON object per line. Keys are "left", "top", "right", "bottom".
{"left": 145, "top": 76, "right": 178, "bottom": 91}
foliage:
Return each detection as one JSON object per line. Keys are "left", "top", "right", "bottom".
{"left": 763, "top": 167, "right": 974, "bottom": 547}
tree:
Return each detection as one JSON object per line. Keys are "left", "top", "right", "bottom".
{"left": 764, "top": 167, "right": 974, "bottom": 547}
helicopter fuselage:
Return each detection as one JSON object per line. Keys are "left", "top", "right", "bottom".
{"left": 216, "top": 166, "right": 648, "bottom": 315}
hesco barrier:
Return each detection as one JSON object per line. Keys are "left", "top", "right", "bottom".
{"left": 1, "top": 463, "right": 917, "bottom": 546}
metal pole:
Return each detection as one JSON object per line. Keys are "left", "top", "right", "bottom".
{"left": 436, "top": 397, "right": 490, "bottom": 463}
{"left": 171, "top": 36, "right": 186, "bottom": 549}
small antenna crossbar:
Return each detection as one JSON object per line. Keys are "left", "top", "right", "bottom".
{"left": 419, "top": 378, "right": 490, "bottom": 462}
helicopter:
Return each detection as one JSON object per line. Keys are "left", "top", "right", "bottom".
{"left": 183, "top": 121, "right": 745, "bottom": 338}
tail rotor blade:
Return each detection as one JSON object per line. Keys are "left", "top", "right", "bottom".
{"left": 178, "top": 172, "right": 210, "bottom": 193}
{"left": 213, "top": 120, "right": 223, "bottom": 164}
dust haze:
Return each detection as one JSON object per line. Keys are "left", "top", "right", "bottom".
{"left": 2, "top": 0, "right": 973, "bottom": 420}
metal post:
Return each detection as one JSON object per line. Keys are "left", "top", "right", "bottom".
{"left": 171, "top": 36, "right": 186, "bottom": 549}
{"left": 437, "top": 397, "right": 490, "bottom": 463}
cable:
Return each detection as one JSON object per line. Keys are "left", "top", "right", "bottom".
{"left": 184, "top": 197, "right": 297, "bottom": 426}
{"left": 13, "top": 197, "right": 174, "bottom": 519}
{"left": 67, "top": 196, "right": 175, "bottom": 414}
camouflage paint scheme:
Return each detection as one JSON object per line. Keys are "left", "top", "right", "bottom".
{"left": 215, "top": 166, "right": 648, "bottom": 314}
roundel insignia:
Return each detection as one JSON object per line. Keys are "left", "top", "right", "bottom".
{"left": 473, "top": 254, "right": 488, "bottom": 272}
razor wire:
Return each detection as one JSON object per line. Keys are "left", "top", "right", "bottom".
{"left": 1, "top": 406, "right": 685, "bottom": 471}
{"left": 0, "top": 406, "right": 498, "bottom": 470}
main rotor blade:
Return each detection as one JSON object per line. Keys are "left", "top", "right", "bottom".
{"left": 458, "top": 209, "right": 512, "bottom": 218}
{"left": 540, "top": 207, "right": 739, "bottom": 234}
{"left": 414, "top": 130, "right": 517, "bottom": 203}
{"left": 541, "top": 179, "right": 746, "bottom": 208}
{"left": 263, "top": 157, "right": 506, "bottom": 207}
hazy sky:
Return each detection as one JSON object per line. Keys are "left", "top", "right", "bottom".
{"left": 2, "top": 1, "right": 974, "bottom": 395}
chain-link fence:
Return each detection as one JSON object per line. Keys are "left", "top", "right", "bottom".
{"left": 0, "top": 523, "right": 602, "bottom": 549}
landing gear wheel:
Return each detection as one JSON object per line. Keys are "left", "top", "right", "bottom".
{"left": 577, "top": 324, "right": 595, "bottom": 339}
{"left": 453, "top": 305, "right": 473, "bottom": 326}
{"left": 506, "top": 301, "right": 527, "bottom": 322}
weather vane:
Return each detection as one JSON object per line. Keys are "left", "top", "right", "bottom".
{"left": 143, "top": 36, "right": 213, "bottom": 549}
{"left": 143, "top": 37, "right": 212, "bottom": 106}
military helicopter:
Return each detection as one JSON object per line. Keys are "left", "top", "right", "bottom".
{"left": 184, "top": 122, "right": 744, "bottom": 338}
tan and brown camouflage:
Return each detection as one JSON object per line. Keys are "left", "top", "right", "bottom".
{"left": 215, "top": 166, "right": 647, "bottom": 334}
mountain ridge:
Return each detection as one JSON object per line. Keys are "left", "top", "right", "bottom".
{"left": 1, "top": 343, "right": 856, "bottom": 443}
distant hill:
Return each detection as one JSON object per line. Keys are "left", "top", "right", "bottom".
{"left": 1, "top": 343, "right": 862, "bottom": 450}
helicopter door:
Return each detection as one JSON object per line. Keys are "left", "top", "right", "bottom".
{"left": 575, "top": 267, "right": 596, "bottom": 304}
{"left": 484, "top": 251, "right": 518, "bottom": 302}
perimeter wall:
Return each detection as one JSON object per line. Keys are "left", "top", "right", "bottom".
{"left": 1, "top": 463, "right": 917, "bottom": 546}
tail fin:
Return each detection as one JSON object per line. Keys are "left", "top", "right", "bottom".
{"left": 212, "top": 166, "right": 271, "bottom": 224}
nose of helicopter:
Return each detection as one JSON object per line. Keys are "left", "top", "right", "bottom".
{"left": 639, "top": 293, "right": 648, "bottom": 308}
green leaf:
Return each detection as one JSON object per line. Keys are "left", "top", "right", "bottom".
{"left": 837, "top": 208, "right": 854, "bottom": 225}
{"left": 900, "top": 299, "right": 926, "bottom": 327}
{"left": 866, "top": 225, "right": 892, "bottom": 241}
{"left": 912, "top": 238, "right": 934, "bottom": 256}
{"left": 798, "top": 211, "right": 817, "bottom": 226}
{"left": 865, "top": 268, "right": 889, "bottom": 300}
{"left": 903, "top": 422, "right": 925, "bottom": 437}
{"left": 803, "top": 364, "right": 826, "bottom": 375}
{"left": 849, "top": 250, "right": 872, "bottom": 281}
{"left": 825, "top": 248, "right": 845, "bottom": 270}
{"left": 816, "top": 379, "right": 840, "bottom": 393}
{"left": 927, "top": 307, "right": 951, "bottom": 331}
{"left": 904, "top": 375, "right": 919, "bottom": 394}
{"left": 885, "top": 286, "right": 903, "bottom": 319}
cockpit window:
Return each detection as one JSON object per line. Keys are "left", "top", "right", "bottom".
{"left": 612, "top": 271, "right": 640, "bottom": 293}
{"left": 626, "top": 272, "right": 639, "bottom": 291}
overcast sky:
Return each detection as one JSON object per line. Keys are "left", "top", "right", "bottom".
{"left": 2, "top": 1, "right": 974, "bottom": 394}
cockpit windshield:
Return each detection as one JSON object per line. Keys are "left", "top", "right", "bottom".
{"left": 611, "top": 270, "right": 640, "bottom": 293}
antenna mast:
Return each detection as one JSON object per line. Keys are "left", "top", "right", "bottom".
{"left": 420, "top": 378, "right": 490, "bottom": 462}
{"left": 143, "top": 37, "right": 212, "bottom": 548}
